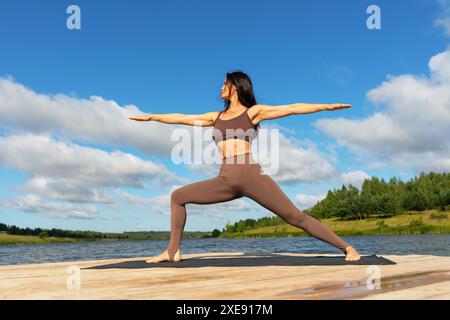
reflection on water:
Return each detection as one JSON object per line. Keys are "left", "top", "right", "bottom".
{"left": 0, "top": 234, "right": 449, "bottom": 266}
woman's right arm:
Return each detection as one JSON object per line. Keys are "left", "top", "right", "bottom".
{"left": 129, "top": 112, "right": 218, "bottom": 126}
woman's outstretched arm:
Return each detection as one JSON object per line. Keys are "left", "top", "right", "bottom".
{"left": 252, "top": 102, "right": 352, "bottom": 123}
{"left": 129, "top": 111, "right": 219, "bottom": 126}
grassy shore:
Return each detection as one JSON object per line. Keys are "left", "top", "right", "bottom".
{"left": 219, "top": 210, "right": 450, "bottom": 238}
{"left": 0, "top": 234, "right": 94, "bottom": 245}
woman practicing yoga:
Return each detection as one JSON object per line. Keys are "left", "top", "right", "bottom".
{"left": 129, "top": 70, "right": 361, "bottom": 263}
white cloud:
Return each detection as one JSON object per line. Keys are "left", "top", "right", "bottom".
{"left": 295, "top": 193, "right": 327, "bottom": 210}
{"left": 265, "top": 133, "right": 339, "bottom": 184}
{"left": 315, "top": 48, "right": 450, "bottom": 173}
{"left": 0, "top": 133, "right": 188, "bottom": 205}
{"left": 339, "top": 170, "right": 371, "bottom": 190}
{"left": 0, "top": 76, "right": 192, "bottom": 156}
{"left": 0, "top": 194, "right": 100, "bottom": 219}
{"left": 113, "top": 188, "right": 153, "bottom": 208}
{"left": 20, "top": 177, "right": 115, "bottom": 205}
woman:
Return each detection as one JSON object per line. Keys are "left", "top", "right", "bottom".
{"left": 129, "top": 70, "right": 361, "bottom": 263}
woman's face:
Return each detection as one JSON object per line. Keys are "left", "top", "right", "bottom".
{"left": 220, "top": 79, "right": 234, "bottom": 100}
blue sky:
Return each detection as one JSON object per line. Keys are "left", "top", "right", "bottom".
{"left": 0, "top": 0, "right": 449, "bottom": 232}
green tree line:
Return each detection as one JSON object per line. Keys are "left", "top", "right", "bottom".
{"left": 310, "top": 171, "right": 450, "bottom": 220}
{"left": 0, "top": 224, "right": 129, "bottom": 239}
{"left": 0, "top": 225, "right": 214, "bottom": 240}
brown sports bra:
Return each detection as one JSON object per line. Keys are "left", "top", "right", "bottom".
{"left": 212, "top": 108, "right": 257, "bottom": 144}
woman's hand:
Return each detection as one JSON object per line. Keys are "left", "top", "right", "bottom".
{"left": 129, "top": 114, "right": 152, "bottom": 121}
{"left": 325, "top": 103, "right": 352, "bottom": 111}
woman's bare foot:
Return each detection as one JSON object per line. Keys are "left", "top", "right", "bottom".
{"left": 146, "top": 248, "right": 182, "bottom": 263}
{"left": 344, "top": 246, "right": 361, "bottom": 261}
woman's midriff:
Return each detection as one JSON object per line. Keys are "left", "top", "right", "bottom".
{"left": 218, "top": 152, "right": 262, "bottom": 190}
{"left": 217, "top": 139, "right": 252, "bottom": 160}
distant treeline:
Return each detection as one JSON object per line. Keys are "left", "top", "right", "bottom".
{"left": 0, "top": 225, "right": 127, "bottom": 239}
{"left": 0, "top": 225, "right": 214, "bottom": 240}
{"left": 223, "top": 171, "right": 450, "bottom": 233}
{"left": 222, "top": 216, "right": 287, "bottom": 234}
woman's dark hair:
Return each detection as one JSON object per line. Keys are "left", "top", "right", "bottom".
{"left": 220, "top": 70, "right": 260, "bottom": 134}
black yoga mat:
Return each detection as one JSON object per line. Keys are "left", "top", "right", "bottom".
{"left": 84, "top": 253, "right": 396, "bottom": 269}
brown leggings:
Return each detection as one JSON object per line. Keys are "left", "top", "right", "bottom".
{"left": 168, "top": 152, "right": 350, "bottom": 254}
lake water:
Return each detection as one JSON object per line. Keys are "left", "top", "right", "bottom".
{"left": 1, "top": 234, "right": 450, "bottom": 266}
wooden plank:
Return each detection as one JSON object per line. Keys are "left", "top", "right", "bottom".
{"left": 0, "top": 252, "right": 449, "bottom": 300}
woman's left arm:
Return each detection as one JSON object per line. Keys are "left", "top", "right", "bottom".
{"left": 252, "top": 102, "right": 352, "bottom": 122}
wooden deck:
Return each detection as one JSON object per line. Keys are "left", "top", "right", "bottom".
{"left": 1, "top": 252, "right": 449, "bottom": 300}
